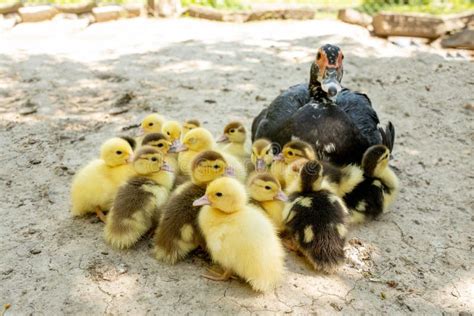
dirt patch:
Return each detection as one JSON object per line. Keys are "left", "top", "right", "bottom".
{"left": 0, "top": 18, "right": 473, "bottom": 314}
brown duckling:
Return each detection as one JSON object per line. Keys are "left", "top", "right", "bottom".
{"left": 250, "top": 138, "right": 274, "bottom": 173}
{"left": 153, "top": 150, "right": 232, "bottom": 264}
{"left": 104, "top": 147, "right": 175, "bottom": 249}
{"left": 216, "top": 121, "right": 250, "bottom": 163}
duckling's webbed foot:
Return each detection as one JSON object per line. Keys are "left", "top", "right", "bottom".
{"left": 95, "top": 207, "right": 107, "bottom": 223}
{"left": 202, "top": 267, "right": 233, "bottom": 282}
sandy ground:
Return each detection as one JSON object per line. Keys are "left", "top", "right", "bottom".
{"left": 0, "top": 17, "right": 473, "bottom": 315}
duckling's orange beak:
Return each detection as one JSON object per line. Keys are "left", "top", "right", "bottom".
{"left": 216, "top": 134, "right": 229, "bottom": 143}
{"left": 274, "top": 191, "right": 288, "bottom": 202}
{"left": 193, "top": 194, "right": 210, "bottom": 206}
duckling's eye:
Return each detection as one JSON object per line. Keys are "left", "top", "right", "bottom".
{"left": 167, "top": 132, "right": 170, "bottom": 135}
{"left": 213, "top": 165, "right": 220, "bottom": 169}
{"left": 216, "top": 192, "right": 223, "bottom": 197}
{"left": 317, "top": 52, "right": 321, "bottom": 60}
{"left": 151, "top": 157, "right": 157, "bottom": 162}
{"left": 230, "top": 129, "right": 235, "bottom": 133}
{"left": 158, "top": 143, "right": 164, "bottom": 148}
{"left": 266, "top": 149, "right": 270, "bottom": 155}
{"left": 288, "top": 151, "right": 294, "bottom": 156}
{"left": 148, "top": 123, "right": 153, "bottom": 126}
{"left": 116, "top": 150, "right": 122, "bottom": 155}
{"left": 265, "top": 186, "right": 271, "bottom": 190}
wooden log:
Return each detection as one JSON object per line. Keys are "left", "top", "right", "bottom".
{"left": 54, "top": 2, "right": 96, "bottom": 15}
{"left": 92, "top": 6, "right": 127, "bottom": 23}
{"left": 338, "top": 8, "right": 372, "bottom": 27}
{"left": 441, "top": 28, "right": 474, "bottom": 50}
{"left": 0, "top": 1, "right": 22, "bottom": 15}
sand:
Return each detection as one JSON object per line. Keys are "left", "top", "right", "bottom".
{"left": 0, "top": 17, "right": 473, "bottom": 315}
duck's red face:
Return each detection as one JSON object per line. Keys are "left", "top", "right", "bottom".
{"left": 315, "top": 44, "right": 344, "bottom": 97}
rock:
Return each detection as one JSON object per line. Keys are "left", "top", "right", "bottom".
{"left": 19, "top": 99, "right": 38, "bottom": 115}
{"left": 0, "top": 1, "right": 22, "bottom": 15}
{"left": 123, "top": 4, "right": 143, "bottom": 18}
{"left": 0, "top": 13, "right": 21, "bottom": 28}
{"left": 338, "top": 8, "right": 372, "bottom": 27}
{"left": 54, "top": 1, "right": 95, "bottom": 14}
{"left": 92, "top": 6, "right": 127, "bottom": 23}
{"left": 156, "top": 0, "right": 182, "bottom": 17}
{"left": 246, "top": 8, "right": 314, "bottom": 22}
{"left": 52, "top": 13, "right": 79, "bottom": 20}
{"left": 19, "top": 5, "right": 57, "bottom": 23}
{"left": 186, "top": 5, "right": 225, "bottom": 22}
{"left": 372, "top": 12, "right": 470, "bottom": 39}
{"left": 30, "top": 249, "right": 41, "bottom": 255}
{"left": 441, "top": 28, "right": 474, "bottom": 50}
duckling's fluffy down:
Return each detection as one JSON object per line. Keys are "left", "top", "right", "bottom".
{"left": 198, "top": 204, "right": 285, "bottom": 292}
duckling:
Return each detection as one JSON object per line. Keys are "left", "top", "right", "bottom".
{"left": 162, "top": 120, "right": 182, "bottom": 147}
{"left": 141, "top": 133, "right": 178, "bottom": 172}
{"left": 343, "top": 145, "right": 399, "bottom": 223}
{"left": 284, "top": 160, "right": 349, "bottom": 273}
{"left": 173, "top": 127, "right": 246, "bottom": 182}
{"left": 104, "top": 147, "right": 175, "bottom": 249}
{"left": 70, "top": 137, "right": 135, "bottom": 221}
{"left": 247, "top": 173, "right": 287, "bottom": 232}
{"left": 250, "top": 138, "right": 274, "bottom": 173}
{"left": 216, "top": 121, "right": 250, "bottom": 163}
{"left": 141, "top": 114, "right": 166, "bottom": 134}
{"left": 271, "top": 140, "right": 316, "bottom": 188}
{"left": 195, "top": 177, "right": 284, "bottom": 293}
{"left": 281, "top": 140, "right": 364, "bottom": 198}
{"left": 154, "top": 150, "right": 233, "bottom": 264}
{"left": 182, "top": 119, "right": 201, "bottom": 137}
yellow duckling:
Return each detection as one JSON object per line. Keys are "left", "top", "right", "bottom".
{"left": 182, "top": 119, "right": 201, "bottom": 137}
{"left": 195, "top": 177, "right": 285, "bottom": 293}
{"left": 216, "top": 121, "right": 250, "bottom": 163}
{"left": 70, "top": 137, "right": 135, "bottom": 222}
{"left": 141, "top": 114, "right": 166, "bottom": 134}
{"left": 173, "top": 127, "right": 246, "bottom": 182}
{"left": 162, "top": 120, "right": 182, "bottom": 146}
{"left": 247, "top": 173, "right": 288, "bottom": 232}
{"left": 251, "top": 138, "right": 274, "bottom": 172}
{"left": 104, "top": 147, "right": 175, "bottom": 249}
{"left": 154, "top": 150, "right": 233, "bottom": 264}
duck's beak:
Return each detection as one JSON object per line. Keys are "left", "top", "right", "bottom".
{"left": 216, "top": 134, "right": 229, "bottom": 143}
{"left": 274, "top": 190, "right": 288, "bottom": 202}
{"left": 169, "top": 141, "right": 187, "bottom": 153}
{"left": 321, "top": 68, "right": 342, "bottom": 98}
{"left": 255, "top": 159, "right": 266, "bottom": 172}
{"left": 161, "top": 162, "right": 173, "bottom": 173}
{"left": 193, "top": 194, "right": 210, "bottom": 206}
{"left": 224, "top": 166, "right": 235, "bottom": 177}
{"left": 273, "top": 153, "right": 284, "bottom": 161}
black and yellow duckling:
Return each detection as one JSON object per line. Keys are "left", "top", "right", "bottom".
{"left": 104, "top": 147, "right": 175, "bottom": 249}
{"left": 343, "top": 145, "right": 399, "bottom": 223}
{"left": 250, "top": 138, "right": 275, "bottom": 173}
{"left": 284, "top": 160, "right": 349, "bottom": 273}
{"left": 182, "top": 119, "right": 201, "bottom": 137}
{"left": 247, "top": 173, "right": 288, "bottom": 232}
{"left": 216, "top": 121, "right": 250, "bottom": 163}
{"left": 195, "top": 177, "right": 285, "bottom": 293}
{"left": 153, "top": 150, "right": 233, "bottom": 264}
{"left": 70, "top": 137, "right": 135, "bottom": 222}
{"left": 141, "top": 133, "right": 178, "bottom": 172}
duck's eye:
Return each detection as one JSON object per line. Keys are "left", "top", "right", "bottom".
{"left": 116, "top": 150, "right": 122, "bottom": 155}
{"left": 148, "top": 123, "right": 153, "bottom": 126}
{"left": 265, "top": 186, "right": 271, "bottom": 190}
{"left": 151, "top": 157, "right": 157, "bottom": 162}
{"left": 158, "top": 143, "right": 164, "bottom": 148}
{"left": 288, "top": 151, "right": 294, "bottom": 156}
{"left": 213, "top": 165, "right": 220, "bottom": 169}
{"left": 216, "top": 192, "right": 223, "bottom": 197}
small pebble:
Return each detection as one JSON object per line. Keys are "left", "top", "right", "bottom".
{"left": 30, "top": 249, "right": 41, "bottom": 255}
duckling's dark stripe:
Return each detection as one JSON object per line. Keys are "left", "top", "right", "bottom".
{"left": 251, "top": 172, "right": 278, "bottom": 184}
{"left": 362, "top": 145, "right": 388, "bottom": 176}
{"left": 136, "top": 146, "right": 160, "bottom": 157}
{"left": 142, "top": 133, "right": 167, "bottom": 146}
{"left": 119, "top": 135, "right": 136, "bottom": 150}
{"left": 223, "top": 121, "right": 244, "bottom": 133}
{"left": 186, "top": 119, "right": 200, "bottom": 127}
{"left": 300, "top": 161, "right": 322, "bottom": 192}
{"left": 191, "top": 150, "right": 225, "bottom": 170}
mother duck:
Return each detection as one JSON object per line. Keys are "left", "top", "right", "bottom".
{"left": 251, "top": 44, "right": 395, "bottom": 165}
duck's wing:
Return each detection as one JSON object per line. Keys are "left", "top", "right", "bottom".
{"left": 251, "top": 83, "right": 310, "bottom": 141}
